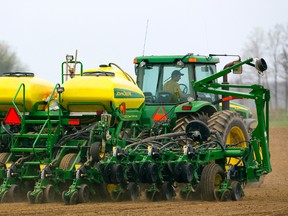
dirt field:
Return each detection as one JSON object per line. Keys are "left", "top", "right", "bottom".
{"left": 1, "top": 127, "right": 288, "bottom": 216}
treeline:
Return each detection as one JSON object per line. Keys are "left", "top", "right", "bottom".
{"left": 0, "top": 41, "right": 24, "bottom": 75}
{"left": 233, "top": 24, "right": 288, "bottom": 111}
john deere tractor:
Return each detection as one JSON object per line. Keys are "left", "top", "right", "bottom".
{"left": 134, "top": 54, "right": 253, "bottom": 136}
{"left": 130, "top": 54, "right": 270, "bottom": 200}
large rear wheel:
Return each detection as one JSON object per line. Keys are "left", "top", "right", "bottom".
{"left": 208, "top": 110, "right": 249, "bottom": 166}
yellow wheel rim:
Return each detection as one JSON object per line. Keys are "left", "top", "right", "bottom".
{"left": 226, "top": 126, "right": 247, "bottom": 148}
{"left": 214, "top": 173, "right": 223, "bottom": 190}
{"left": 226, "top": 126, "right": 247, "bottom": 166}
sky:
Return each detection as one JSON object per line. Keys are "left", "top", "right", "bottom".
{"left": 0, "top": 0, "right": 287, "bottom": 84}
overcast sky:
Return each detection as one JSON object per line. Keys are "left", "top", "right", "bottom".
{"left": 0, "top": 0, "right": 287, "bottom": 84}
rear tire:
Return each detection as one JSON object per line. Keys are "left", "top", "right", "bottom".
{"left": 208, "top": 110, "right": 249, "bottom": 165}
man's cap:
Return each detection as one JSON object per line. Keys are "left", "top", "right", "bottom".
{"left": 172, "top": 70, "right": 184, "bottom": 77}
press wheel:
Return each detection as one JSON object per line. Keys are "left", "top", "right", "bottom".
{"left": 27, "top": 191, "right": 35, "bottom": 204}
{"left": 35, "top": 190, "right": 44, "bottom": 204}
{"left": 160, "top": 182, "right": 175, "bottom": 200}
{"left": 69, "top": 191, "right": 79, "bottom": 205}
{"left": 1, "top": 191, "right": 9, "bottom": 203}
{"left": 220, "top": 189, "right": 231, "bottom": 201}
{"left": 127, "top": 182, "right": 140, "bottom": 201}
{"left": 8, "top": 184, "right": 21, "bottom": 202}
{"left": 78, "top": 184, "right": 90, "bottom": 203}
{"left": 90, "top": 142, "right": 105, "bottom": 162}
{"left": 44, "top": 184, "right": 55, "bottom": 203}
{"left": 231, "top": 181, "right": 243, "bottom": 201}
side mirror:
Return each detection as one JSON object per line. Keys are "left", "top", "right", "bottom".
{"left": 224, "top": 61, "right": 243, "bottom": 74}
{"left": 233, "top": 61, "right": 242, "bottom": 74}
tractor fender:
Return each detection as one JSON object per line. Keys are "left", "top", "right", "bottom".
{"left": 174, "top": 101, "right": 217, "bottom": 117}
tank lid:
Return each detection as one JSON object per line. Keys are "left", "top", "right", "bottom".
{"left": 2, "top": 72, "right": 34, "bottom": 77}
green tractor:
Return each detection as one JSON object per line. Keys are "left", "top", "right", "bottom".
{"left": 127, "top": 54, "right": 271, "bottom": 200}
{"left": 134, "top": 54, "right": 253, "bottom": 139}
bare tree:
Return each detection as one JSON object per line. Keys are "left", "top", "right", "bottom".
{"left": 267, "top": 25, "right": 284, "bottom": 109}
{"left": 0, "top": 41, "right": 25, "bottom": 75}
{"left": 241, "top": 27, "right": 267, "bottom": 86}
{"left": 279, "top": 24, "right": 288, "bottom": 111}
{"left": 241, "top": 24, "right": 288, "bottom": 110}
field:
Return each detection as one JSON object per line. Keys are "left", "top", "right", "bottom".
{"left": 0, "top": 127, "right": 287, "bottom": 216}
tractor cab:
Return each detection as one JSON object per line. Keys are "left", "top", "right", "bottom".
{"left": 134, "top": 54, "right": 220, "bottom": 104}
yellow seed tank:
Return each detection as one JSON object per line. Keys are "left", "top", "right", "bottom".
{"left": 0, "top": 73, "right": 55, "bottom": 112}
{"left": 60, "top": 65, "right": 145, "bottom": 112}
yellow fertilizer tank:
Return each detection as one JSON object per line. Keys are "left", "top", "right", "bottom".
{"left": 0, "top": 72, "right": 55, "bottom": 112}
{"left": 60, "top": 64, "right": 145, "bottom": 112}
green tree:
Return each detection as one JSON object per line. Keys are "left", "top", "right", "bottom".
{"left": 0, "top": 41, "right": 25, "bottom": 75}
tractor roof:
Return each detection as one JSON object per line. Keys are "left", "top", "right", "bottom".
{"left": 134, "top": 54, "right": 219, "bottom": 64}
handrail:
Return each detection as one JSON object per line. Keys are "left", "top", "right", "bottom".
{"left": 61, "top": 61, "right": 83, "bottom": 84}
{"left": 12, "top": 83, "right": 26, "bottom": 121}
{"left": 46, "top": 83, "right": 61, "bottom": 117}
{"left": 30, "top": 83, "right": 62, "bottom": 163}
{"left": 32, "top": 119, "right": 49, "bottom": 163}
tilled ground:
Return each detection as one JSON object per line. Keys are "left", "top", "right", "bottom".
{"left": 1, "top": 127, "right": 288, "bottom": 216}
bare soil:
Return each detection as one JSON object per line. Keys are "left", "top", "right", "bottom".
{"left": 1, "top": 127, "right": 288, "bottom": 216}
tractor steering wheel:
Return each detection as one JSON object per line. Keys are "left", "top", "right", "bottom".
{"left": 179, "top": 84, "right": 188, "bottom": 94}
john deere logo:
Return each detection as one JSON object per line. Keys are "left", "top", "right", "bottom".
{"left": 116, "top": 91, "right": 132, "bottom": 97}
{"left": 114, "top": 88, "right": 144, "bottom": 98}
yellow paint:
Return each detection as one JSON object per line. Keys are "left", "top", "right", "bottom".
{"left": 40, "top": 164, "right": 46, "bottom": 171}
{"left": 5, "top": 163, "right": 12, "bottom": 169}
{"left": 75, "top": 164, "right": 81, "bottom": 170}
{"left": 226, "top": 126, "right": 247, "bottom": 166}
{"left": 0, "top": 76, "right": 54, "bottom": 111}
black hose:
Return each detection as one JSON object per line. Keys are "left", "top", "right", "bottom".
{"left": 86, "top": 122, "right": 98, "bottom": 159}
{"left": 55, "top": 123, "right": 97, "bottom": 147}
{"left": 1, "top": 121, "right": 13, "bottom": 135}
